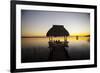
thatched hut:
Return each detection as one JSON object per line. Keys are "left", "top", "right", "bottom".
{"left": 46, "top": 25, "right": 69, "bottom": 41}
{"left": 47, "top": 25, "right": 70, "bottom": 60}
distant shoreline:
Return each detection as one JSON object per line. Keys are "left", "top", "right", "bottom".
{"left": 21, "top": 36, "right": 90, "bottom": 38}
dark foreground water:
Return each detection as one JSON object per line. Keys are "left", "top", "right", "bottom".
{"left": 21, "top": 37, "right": 90, "bottom": 63}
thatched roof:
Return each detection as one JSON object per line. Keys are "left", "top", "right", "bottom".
{"left": 46, "top": 25, "right": 69, "bottom": 37}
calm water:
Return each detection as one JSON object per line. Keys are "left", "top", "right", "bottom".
{"left": 21, "top": 37, "right": 90, "bottom": 63}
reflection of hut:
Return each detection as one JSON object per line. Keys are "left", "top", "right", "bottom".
{"left": 46, "top": 25, "right": 69, "bottom": 42}
{"left": 46, "top": 25, "right": 70, "bottom": 60}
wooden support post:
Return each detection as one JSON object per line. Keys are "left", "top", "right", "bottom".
{"left": 49, "top": 37, "right": 50, "bottom": 41}
{"left": 66, "top": 36, "right": 67, "bottom": 41}
{"left": 64, "top": 36, "right": 67, "bottom": 42}
{"left": 51, "top": 36, "right": 53, "bottom": 41}
{"left": 64, "top": 36, "right": 65, "bottom": 41}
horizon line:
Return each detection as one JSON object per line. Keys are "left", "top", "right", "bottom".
{"left": 21, "top": 35, "right": 90, "bottom": 38}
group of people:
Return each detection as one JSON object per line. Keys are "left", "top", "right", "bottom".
{"left": 54, "top": 40, "right": 61, "bottom": 44}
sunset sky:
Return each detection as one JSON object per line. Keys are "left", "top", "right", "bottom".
{"left": 21, "top": 10, "right": 90, "bottom": 37}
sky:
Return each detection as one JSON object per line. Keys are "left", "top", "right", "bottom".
{"left": 21, "top": 10, "right": 90, "bottom": 37}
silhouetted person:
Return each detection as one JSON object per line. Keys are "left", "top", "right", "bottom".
{"left": 76, "top": 36, "right": 79, "bottom": 40}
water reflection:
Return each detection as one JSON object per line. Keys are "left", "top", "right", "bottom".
{"left": 48, "top": 40, "right": 70, "bottom": 61}
{"left": 21, "top": 37, "right": 90, "bottom": 63}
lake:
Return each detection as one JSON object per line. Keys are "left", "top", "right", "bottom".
{"left": 21, "top": 36, "right": 90, "bottom": 63}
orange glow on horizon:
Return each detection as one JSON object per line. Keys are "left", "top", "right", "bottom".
{"left": 22, "top": 32, "right": 90, "bottom": 37}
{"left": 70, "top": 33, "right": 90, "bottom": 36}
